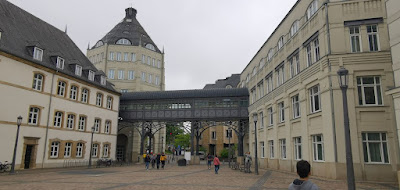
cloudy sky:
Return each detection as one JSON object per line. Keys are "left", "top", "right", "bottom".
{"left": 9, "top": 0, "right": 298, "bottom": 91}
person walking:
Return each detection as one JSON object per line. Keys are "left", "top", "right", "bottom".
{"left": 151, "top": 153, "right": 156, "bottom": 169}
{"left": 213, "top": 155, "right": 221, "bottom": 174}
{"left": 144, "top": 154, "right": 151, "bottom": 170}
{"left": 160, "top": 153, "right": 167, "bottom": 169}
{"left": 156, "top": 153, "right": 161, "bottom": 169}
{"left": 207, "top": 154, "right": 213, "bottom": 170}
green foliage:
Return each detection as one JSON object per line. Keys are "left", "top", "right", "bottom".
{"left": 166, "top": 123, "right": 184, "bottom": 145}
{"left": 220, "top": 148, "right": 229, "bottom": 158}
{"left": 174, "top": 134, "right": 191, "bottom": 148}
{"left": 199, "top": 146, "right": 207, "bottom": 153}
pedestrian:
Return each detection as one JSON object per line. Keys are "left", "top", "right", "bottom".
{"left": 156, "top": 153, "right": 161, "bottom": 169}
{"left": 245, "top": 152, "right": 252, "bottom": 173}
{"left": 207, "top": 154, "right": 213, "bottom": 170}
{"left": 144, "top": 154, "right": 151, "bottom": 170}
{"left": 160, "top": 153, "right": 167, "bottom": 169}
{"left": 213, "top": 154, "right": 220, "bottom": 174}
{"left": 288, "top": 160, "right": 319, "bottom": 190}
{"left": 151, "top": 153, "right": 156, "bottom": 169}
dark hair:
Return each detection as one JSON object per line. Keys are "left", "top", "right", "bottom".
{"left": 296, "top": 160, "right": 311, "bottom": 178}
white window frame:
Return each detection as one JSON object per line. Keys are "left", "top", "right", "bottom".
{"left": 261, "top": 142, "right": 265, "bottom": 158}
{"left": 124, "top": 52, "right": 129, "bottom": 61}
{"left": 292, "top": 95, "right": 300, "bottom": 119}
{"left": 259, "top": 112, "right": 264, "bottom": 129}
{"left": 66, "top": 114, "right": 74, "bottom": 129}
{"left": 101, "top": 76, "right": 106, "bottom": 85}
{"left": 278, "top": 36, "right": 284, "bottom": 50}
{"left": 157, "top": 60, "right": 161, "bottom": 68}
{"left": 276, "top": 66, "right": 285, "bottom": 87}
{"left": 33, "top": 47, "right": 43, "bottom": 61}
{"left": 96, "top": 93, "right": 103, "bottom": 107}
{"left": 75, "top": 65, "right": 82, "bottom": 76}
{"left": 350, "top": 26, "right": 362, "bottom": 53}
{"left": 312, "top": 134, "right": 324, "bottom": 161}
{"left": 94, "top": 119, "right": 100, "bottom": 133}
{"left": 56, "top": 57, "right": 64, "bottom": 70}
{"left": 278, "top": 102, "right": 285, "bottom": 123}
{"left": 269, "top": 140, "right": 274, "bottom": 158}
{"left": 105, "top": 121, "right": 111, "bottom": 134}
{"left": 76, "top": 143, "right": 83, "bottom": 157}
{"left": 64, "top": 142, "right": 72, "bottom": 158}
{"left": 280, "top": 139, "right": 287, "bottom": 159}
{"left": 78, "top": 116, "right": 86, "bottom": 131}
{"left": 50, "top": 141, "right": 59, "bottom": 158}
{"left": 362, "top": 132, "right": 389, "bottom": 164}
{"left": 313, "top": 38, "right": 320, "bottom": 61}
{"left": 103, "top": 144, "right": 109, "bottom": 157}
{"left": 149, "top": 74, "right": 152, "bottom": 83}
{"left": 357, "top": 76, "right": 383, "bottom": 106}
{"left": 28, "top": 107, "right": 40, "bottom": 125}
{"left": 147, "top": 56, "right": 151, "bottom": 65}
{"left": 310, "top": 85, "right": 321, "bottom": 113}
{"left": 109, "top": 52, "right": 114, "bottom": 61}
{"left": 367, "top": 25, "right": 379, "bottom": 52}
{"left": 53, "top": 111, "right": 63, "bottom": 128}
{"left": 268, "top": 107, "right": 273, "bottom": 126}
{"left": 294, "top": 137, "right": 302, "bottom": 160}
{"left": 306, "top": 0, "right": 318, "bottom": 20}
{"left": 141, "top": 72, "right": 146, "bottom": 81}
{"left": 81, "top": 88, "right": 88, "bottom": 103}
{"left": 57, "top": 81, "right": 66, "bottom": 96}
{"left": 107, "top": 96, "right": 112, "bottom": 109}
{"left": 266, "top": 76, "right": 273, "bottom": 94}
{"left": 92, "top": 144, "right": 98, "bottom": 157}
{"left": 116, "top": 38, "right": 131, "bottom": 45}
{"left": 70, "top": 85, "right": 77, "bottom": 100}
{"left": 155, "top": 76, "right": 160, "bottom": 85}
{"left": 211, "top": 131, "right": 217, "bottom": 140}
{"left": 88, "top": 70, "right": 95, "bottom": 81}
{"left": 131, "top": 53, "right": 136, "bottom": 62}
{"left": 290, "top": 20, "right": 299, "bottom": 37}
{"left": 108, "top": 69, "right": 115, "bottom": 79}
{"left": 306, "top": 44, "right": 312, "bottom": 66}
{"left": 128, "top": 70, "right": 134, "bottom": 80}
{"left": 289, "top": 54, "right": 300, "bottom": 78}
{"left": 142, "top": 54, "right": 146, "bottom": 63}
{"left": 118, "top": 70, "right": 124, "bottom": 80}
{"left": 116, "top": 52, "right": 122, "bottom": 61}
{"left": 152, "top": 58, "right": 156, "bottom": 67}
{"left": 32, "top": 73, "right": 43, "bottom": 91}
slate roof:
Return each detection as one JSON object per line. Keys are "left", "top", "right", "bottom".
{"left": 92, "top": 7, "right": 161, "bottom": 53}
{"left": 0, "top": 0, "right": 118, "bottom": 94}
{"left": 121, "top": 88, "right": 249, "bottom": 101}
{"left": 203, "top": 74, "right": 241, "bottom": 89}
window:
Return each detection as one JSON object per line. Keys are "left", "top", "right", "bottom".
{"left": 116, "top": 52, "right": 122, "bottom": 61}
{"left": 121, "top": 89, "right": 129, "bottom": 93}
{"left": 278, "top": 36, "right": 284, "bottom": 50}
{"left": 258, "top": 82, "right": 264, "bottom": 98}
{"left": 149, "top": 74, "right": 152, "bottom": 83}
{"left": 124, "top": 52, "right": 129, "bottom": 61}
{"left": 313, "top": 38, "right": 320, "bottom": 61}
{"left": 268, "top": 107, "right": 273, "bottom": 126}
{"left": 106, "top": 96, "right": 113, "bottom": 109}
{"left": 101, "top": 76, "right": 106, "bottom": 85}
{"left": 50, "top": 141, "right": 59, "bottom": 158}
{"left": 146, "top": 43, "right": 156, "bottom": 51}
{"left": 261, "top": 142, "right": 265, "bottom": 158}
{"left": 70, "top": 85, "right": 78, "bottom": 100}
{"left": 94, "top": 119, "right": 100, "bottom": 133}
{"left": 357, "top": 76, "right": 382, "bottom": 106}
{"left": 66, "top": 114, "right": 74, "bottom": 129}
{"left": 225, "top": 130, "right": 232, "bottom": 138}
{"left": 95, "top": 41, "right": 103, "bottom": 48}
{"left": 155, "top": 76, "right": 160, "bottom": 85}
{"left": 142, "top": 54, "right": 146, "bottom": 63}
{"left": 152, "top": 58, "right": 155, "bottom": 67}
{"left": 367, "top": 25, "right": 379, "bottom": 51}
{"left": 141, "top": 72, "right": 146, "bottom": 81}
{"left": 108, "top": 69, "right": 115, "bottom": 79}
{"left": 78, "top": 116, "right": 86, "bottom": 131}
{"left": 269, "top": 140, "right": 274, "bottom": 158}
{"left": 28, "top": 107, "right": 40, "bottom": 125}
{"left": 103, "top": 144, "right": 109, "bottom": 157}
{"left": 32, "top": 73, "right": 44, "bottom": 91}
{"left": 310, "top": 85, "right": 321, "bottom": 113}
{"left": 96, "top": 93, "right": 103, "bottom": 107}
{"left": 212, "top": 131, "right": 216, "bottom": 140}
{"left": 260, "top": 112, "right": 264, "bottom": 129}
{"left": 116, "top": 38, "right": 131, "bottom": 45}
{"left": 267, "top": 49, "right": 274, "bottom": 62}
{"left": 109, "top": 52, "right": 114, "bottom": 61}
{"left": 105, "top": 120, "right": 111, "bottom": 134}
{"left": 131, "top": 53, "right": 136, "bottom": 62}
{"left": 278, "top": 102, "right": 285, "bottom": 123}
{"left": 306, "top": 44, "right": 312, "bottom": 66}
{"left": 56, "top": 57, "right": 64, "bottom": 70}
{"left": 157, "top": 60, "right": 161, "bottom": 68}
{"left": 75, "top": 65, "right": 82, "bottom": 76}
{"left": 92, "top": 144, "right": 98, "bottom": 157}
{"left": 81, "top": 88, "right": 89, "bottom": 103}
{"left": 252, "top": 67, "right": 257, "bottom": 77}
{"left": 294, "top": 137, "right": 302, "bottom": 160}
{"left": 76, "top": 143, "right": 83, "bottom": 157}
{"left": 292, "top": 95, "right": 300, "bottom": 119}
{"left": 118, "top": 70, "right": 124, "bottom": 80}
{"left": 362, "top": 133, "right": 389, "bottom": 163}
{"left": 350, "top": 26, "right": 361, "bottom": 53}
{"left": 276, "top": 65, "right": 285, "bottom": 87}
{"left": 266, "top": 75, "right": 273, "bottom": 94}
{"left": 64, "top": 142, "right": 72, "bottom": 158}
{"left": 147, "top": 56, "right": 151, "bottom": 65}
{"left": 289, "top": 54, "right": 300, "bottom": 78}
{"left": 54, "top": 111, "right": 63, "bottom": 127}
{"left": 306, "top": 0, "right": 318, "bottom": 20}
{"left": 128, "top": 71, "right": 135, "bottom": 80}
{"left": 88, "top": 70, "right": 95, "bottom": 81}
{"left": 259, "top": 59, "right": 265, "bottom": 69}
{"left": 280, "top": 139, "right": 286, "bottom": 159}
{"left": 290, "top": 20, "right": 299, "bottom": 37}
{"left": 57, "top": 81, "right": 66, "bottom": 96}
{"left": 312, "top": 135, "right": 324, "bottom": 161}
{"left": 33, "top": 47, "right": 43, "bottom": 61}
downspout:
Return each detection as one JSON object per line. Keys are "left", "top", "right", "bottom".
{"left": 42, "top": 71, "right": 55, "bottom": 168}
{"left": 325, "top": 0, "right": 338, "bottom": 163}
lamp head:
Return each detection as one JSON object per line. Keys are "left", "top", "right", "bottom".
{"left": 91, "top": 126, "right": 95, "bottom": 133}
{"left": 253, "top": 113, "right": 258, "bottom": 122}
{"left": 337, "top": 67, "right": 349, "bottom": 88}
{"left": 17, "top": 116, "right": 23, "bottom": 126}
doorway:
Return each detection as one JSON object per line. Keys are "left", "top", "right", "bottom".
{"left": 209, "top": 144, "right": 216, "bottom": 155}
{"left": 24, "top": 145, "right": 33, "bottom": 169}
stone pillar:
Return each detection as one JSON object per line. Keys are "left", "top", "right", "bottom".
{"left": 127, "top": 130, "right": 133, "bottom": 162}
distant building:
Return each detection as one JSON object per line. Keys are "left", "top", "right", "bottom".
{"left": 204, "top": 74, "right": 241, "bottom": 89}
{"left": 0, "top": 1, "right": 120, "bottom": 169}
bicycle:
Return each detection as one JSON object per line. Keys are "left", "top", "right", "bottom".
{"left": 0, "top": 161, "right": 11, "bottom": 173}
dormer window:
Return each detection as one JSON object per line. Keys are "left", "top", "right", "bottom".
{"left": 33, "top": 47, "right": 43, "bottom": 61}
{"left": 145, "top": 44, "right": 156, "bottom": 51}
{"left": 101, "top": 76, "right": 106, "bottom": 85}
{"left": 75, "top": 65, "right": 82, "bottom": 76}
{"left": 116, "top": 38, "right": 131, "bottom": 45}
{"left": 56, "top": 57, "right": 64, "bottom": 70}
{"left": 88, "top": 70, "right": 95, "bottom": 81}
{"left": 95, "top": 41, "right": 104, "bottom": 48}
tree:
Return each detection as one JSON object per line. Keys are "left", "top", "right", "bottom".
{"left": 174, "top": 134, "right": 191, "bottom": 148}
{"left": 166, "top": 123, "right": 184, "bottom": 145}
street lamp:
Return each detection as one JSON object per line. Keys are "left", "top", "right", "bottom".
{"left": 10, "top": 116, "right": 22, "bottom": 174}
{"left": 88, "top": 126, "right": 95, "bottom": 168}
{"left": 161, "top": 136, "right": 164, "bottom": 153}
{"left": 228, "top": 126, "right": 232, "bottom": 167}
{"left": 337, "top": 67, "right": 355, "bottom": 190}
{"left": 252, "top": 113, "right": 259, "bottom": 175}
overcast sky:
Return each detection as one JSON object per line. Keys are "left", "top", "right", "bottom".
{"left": 9, "top": 0, "right": 298, "bottom": 91}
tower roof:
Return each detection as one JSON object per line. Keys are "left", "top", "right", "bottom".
{"left": 93, "top": 7, "right": 161, "bottom": 53}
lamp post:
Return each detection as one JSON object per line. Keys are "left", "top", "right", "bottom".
{"left": 252, "top": 113, "right": 259, "bottom": 175}
{"left": 10, "top": 116, "right": 22, "bottom": 174}
{"left": 228, "top": 126, "right": 232, "bottom": 167}
{"left": 161, "top": 136, "right": 164, "bottom": 153}
{"left": 88, "top": 126, "right": 95, "bottom": 168}
{"left": 337, "top": 67, "right": 355, "bottom": 190}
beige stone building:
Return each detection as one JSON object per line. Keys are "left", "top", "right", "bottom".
{"left": 87, "top": 7, "right": 166, "bottom": 162}
{"left": 0, "top": 1, "right": 120, "bottom": 169}
{"left": 199, "top": 123, "right": 238, "bottom": 157}
{"left": 240, "top": 0, "right": 399, "bottom": 182}
{"left": 385, "top": 0, "right": 400, "bottom": 184}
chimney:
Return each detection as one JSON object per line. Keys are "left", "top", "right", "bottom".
{"left": 125, "top": 7, "right": 137, "bottom": 19}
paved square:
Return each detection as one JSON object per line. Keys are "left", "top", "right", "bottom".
{"left": 0, "top": 163, "right": 397, "bottom": 190}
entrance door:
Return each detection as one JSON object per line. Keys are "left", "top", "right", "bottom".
{"left": 116, "top": 145, "right": 125, "bottom": 161}
{"left": 24, "top": 145, "right": 33, "bottom": 169}
{"left": 209, "top": 144, "right": 216, "bottom": 155}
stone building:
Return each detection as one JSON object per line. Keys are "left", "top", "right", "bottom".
{"left": 86, "top": 7, "right": 166, "bottom": 162}
{"left": 240, "top": 0, "right": 398, "bottom": 182}
{"left": 0, "top": 1, "right": 120, "bottom": 169}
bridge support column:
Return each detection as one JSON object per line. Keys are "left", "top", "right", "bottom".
{"left": 191, "top": 121, "right": 194, "bottom": 156}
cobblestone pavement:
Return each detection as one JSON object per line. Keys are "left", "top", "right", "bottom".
{"left": 0, "top": 163, "right": 398, "bottom": 190}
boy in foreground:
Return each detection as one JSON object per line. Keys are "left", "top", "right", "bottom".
{"left": 289, "top": 160, "right": 319, "bottom": 190}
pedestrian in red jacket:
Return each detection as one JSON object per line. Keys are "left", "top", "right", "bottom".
{"left": 213, "top": 155, "right": 221, "bottom": 174}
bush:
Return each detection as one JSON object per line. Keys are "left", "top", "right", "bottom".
{"left": 220, "top": 148, "right": 229, "bottom": 158}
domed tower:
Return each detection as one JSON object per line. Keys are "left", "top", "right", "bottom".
{"left": 87, "top": 7, "right": 165, "bottom": 93}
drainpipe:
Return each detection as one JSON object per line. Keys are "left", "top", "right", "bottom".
{"left": 325, "top": 0, "right": 338, "bottom": 163}
{"left": 42, "top": 71, "right": 55, "bottom": 168}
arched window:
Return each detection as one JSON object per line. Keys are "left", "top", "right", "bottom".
{"left": 267, "top": 49, "right": 274, "bottom": 62}
{"left": 145, "top": 43, "right": 156, "bottom": 51}
{"left": 116, "top": 38, "right": 132, "bottom": 45}
{"left": 95, "top": 41, "right": 104, "bottom": 48}
{"left": 259, "top": 58, "right": 265, "bottom": 68}
{"left": 290, "top": 20, "right": 299, "bottom": 37}
{"left": 278, "top": 36, "right": 284, "bottom": 50}
{"left": 306, "top": 0, "right": 318, "bottom": 20}
{"left": 226, "top": 85, "right": 232, "bottom": 89}
{"left": 252, "top": 66, "right": 257, "bottom": 77}
{"left": 32, "top": 73, "right": 44, "bottom": 91}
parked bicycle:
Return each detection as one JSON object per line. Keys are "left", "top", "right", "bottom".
{"left": 0, "top": 161, "right": 11, "bottom": 173}
{"left": 96, "top": 158, "right": 112, "bottom": 168}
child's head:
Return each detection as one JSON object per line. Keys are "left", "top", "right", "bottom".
{"left": 296, "top": 160, "right": 311, "bottom": 178}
